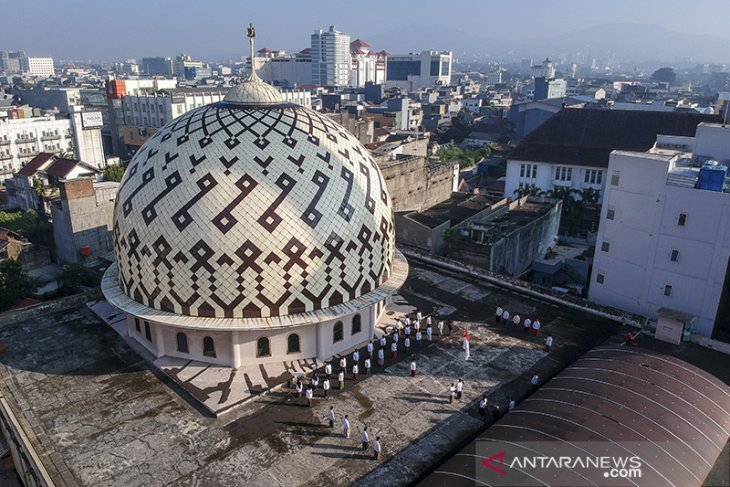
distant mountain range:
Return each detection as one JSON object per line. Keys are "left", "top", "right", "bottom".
{"left": 364, "top": 23, "right": 730, "bottom": 64}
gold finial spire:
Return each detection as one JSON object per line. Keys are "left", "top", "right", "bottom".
{"left": 247, "top": 23, "right": 259, "bottom": 80}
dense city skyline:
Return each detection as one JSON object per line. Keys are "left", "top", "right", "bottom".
{"left": 2, "top": 0, "right": 730, "bottom": 61}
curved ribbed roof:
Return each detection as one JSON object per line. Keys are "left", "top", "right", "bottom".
{"left": 422, "top": 346, "right": 730, "bottom": 487}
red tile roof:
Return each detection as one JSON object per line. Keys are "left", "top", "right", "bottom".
{"left": 257, "top": 48, "right": 272, "bottom": 54}
{"left": 16, "top": 153, "right": 56, "bottom": 177}
{"left": 350, "top": 39, "right": 370, "bottom": 48}
{"left": 45, "top": 158, "right": 100, "bottom": 178}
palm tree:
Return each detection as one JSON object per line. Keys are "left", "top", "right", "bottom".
{"left": 513, "top": 185, "right": 542, "bottom": 199}
{"left": 570, "top": 188, "right": 600, "bottom": 206}
{"left": 442, "top": 229, "right": 459, "bottom": 258}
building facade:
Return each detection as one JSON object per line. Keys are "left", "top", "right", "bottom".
{"left": 590, "top": 123, "right": 730, "bottom": 339}
{"left": 386, "top": 51, "right": 452, "bottom": 90}
{"left": 22, "top": 57, "right": 54, "bottom": 77}
{"left": 311, "top": 26, "right": 351, "bottom": 87}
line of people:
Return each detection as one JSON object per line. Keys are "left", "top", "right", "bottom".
{"left": 495, "top": 305, "right": 553, "bottom": 352}
{"left": 328, "top": 407, "right": 383, "bottom": 460}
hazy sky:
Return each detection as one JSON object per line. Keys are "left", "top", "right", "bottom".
{"left": 3, "top": 0, "right": 730, "bottom": 61}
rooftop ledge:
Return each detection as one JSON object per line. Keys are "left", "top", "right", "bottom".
{"left": 101, "top": 249, "right": 409, "bottom": 331}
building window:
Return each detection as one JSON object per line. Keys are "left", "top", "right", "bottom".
{"left": 584, "top": 169, "right": 602, "bottom": 185}
{"left": 664, "top": 285, "right": 673, "bottom": 297}
{"left": 287, "top": 334, "right": 300, "bottom": 354}
{"left": 611, "top": 172, "right": 620, "bottom": 186}
{"left": 554, "top": 166, "right": 572, "bottom": 182}
{"left": 670, "top": 250, "right": 679, "bottom": 262}
{"left": 519, "top": 163, "right": 537, "bottom": 182}
{"left": 135, "top": 318, "right": 141, "bottom": 333}
{"left": 144, "top": 322, "right": 152, "bottom": 342}
{"left": 333, "top": 321, "right": 344, "bottom": 343}
{"left": 677, "top": 213, "right": 687, "bottom": 226}
{"left": 601, "top": 241, "right": 610, "bottom": 252}
{"left": 203, "top": 336, "right": 216, "bottom": 357}
{"left": 257, "top": 337, "right": 271, "bottom": 357}
{"left": 176, "top": 332, "right": 189, "bottom": 353}
{"left": 596, "top": 273, "right": 605, "bottom": 284}
{"left": 352, "top": 314, "right": 362, "bottom": 335}
{"left": 606, "top": 208, "right": 615, "bottom": 220}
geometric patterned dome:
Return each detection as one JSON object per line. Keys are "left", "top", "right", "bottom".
{"left": 112, "top": 80, "right": 395, "bottom": 319}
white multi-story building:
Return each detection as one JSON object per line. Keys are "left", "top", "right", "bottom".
{"left": 386, "top": 50, "right": 452, "bottom": 90}
{"left": 311, "top": 26, "right": 351, "bottom": 87}
{"left": 590, "top": 123, "right": 730, "bottom": 339}
{"left": 22, "top": 57, "right": 55, "bottom": 77}
{"left": 0, "top": 109, "right": 105, "bottom": 180}
{"left": 257, "top": 48, "right": 312, "bottom": 87}
{"left": 349, "top": 39, "right": 386, "bottom": 88}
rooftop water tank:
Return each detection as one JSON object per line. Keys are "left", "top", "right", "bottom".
{"left": 697, "top": 163, "right": 727, "bottom": 192}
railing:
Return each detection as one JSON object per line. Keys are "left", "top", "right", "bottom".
{"left": 0, "top": 153, "right": 13, "bottom": 160}
{"left": 15, "top": 137, "right": 37, "bottom": 143}
{"left": 0, "top": 139, "right": 10, "bottom": 146}
{"left": 41, "top": 134, "right": 61, "bottom": 141}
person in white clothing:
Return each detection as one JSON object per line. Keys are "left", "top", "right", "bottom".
{"left": 438, "top": 320, "right": 444, "bottom": 335}
{"left": 353, "top": 350, "right": 359, "bottom": 364}
{"left": 523, "top": 318, "right": 532, "bottom": 336}
{"left": 311, "top": 375, "right": 319, "bottom": 389}
{"left": 532, "top": 319, "right": 541, "bottom": 336}
{"left": 404, "top": 324, "right": 411, "bottom": 337}
{"left": 512, "top": 314, "right": 521, "bottom": 326}
{"left": 478, "top": 396, "right": 488, "bottom": 416}
{"left": 404, "top": 316, "right": 411, "bottom": 327}
{"left": 367, "top": 342, "right": 374, "bottom": 357}
{"left": 456, "top": 379, "right": 464, "bottom": 400}
{"left": 416, "top": 311, "right": 422, "bottom": 321}
{"left": 339, "top": 356, "right": 347, "bottom": 370}
{"left": 338, "top": 370, "right": 345, "bottom": 390}
{"left": 426, "top": 325, "right": 433, "bottom": 341}
{"left": 361, "top": 427, "right": 369, "bottom": 450}
{"left": 322, "top": 378, "right": 330, "bottom": 398}
{"left": 502, "top": 309, "right": 510, "bottom": 322}
{"left": 390, "top": 341, "right": 398, "bottom": 360}
{"left": 352, "top": 364, "right": 359, "bottom": 381}
{"left": 324, "top": 362, "right": 332, "bottom": 378}
{"left": 305, "top": 386, "right": 313, "bottom": 407}
{"left": 404, "top": 336, "right": 411, "bottom": 354}
{"left": 295, "top": 380, "right": 303, "bottom": 398}
{"left": 327, "top": 406, "right": 336, "bottom": 427}
{"left": 530, "top": 373, "right": 539, "bottom": 391}
{"left": 426, "top": 315, "right": 432, "bottom": 326}
{"left": 380, "top": 335, "right": 387, "bottom": 348}
{"left": 396, "top": 320, "right": 403, "bottom": 334}
{"left": 373, "top": 436, "right": 382, "bottom": 460}
{"left": 545, "top": 334, "right": 553, "bottom": 352}
{"left": 410, "top": 359, "right": 417, "bottom": 377}
{"left": 508, "top": 397, "right": 515, "bottom": 411}
{"left": 496, "top": 306, "right": 503, "bottom": 322}
{"left": 414, "top": 320, "right": 420, "bottom": 333}
{"left": 378, "top": 347, "right": 385, "bottom": 366}
{"left": 342, "top": 415, "right": 350, "bottom": 438}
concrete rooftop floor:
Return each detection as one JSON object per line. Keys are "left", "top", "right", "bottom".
{"left": 0, "top": 259, "right": 635, "bottom": 486}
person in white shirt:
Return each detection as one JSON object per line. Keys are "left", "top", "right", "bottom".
{"left": 496, "top": 306, "right": 503, "bottom": 322}
{"left": 367, "top": 341, "right": 374, "bottom": 357}
{"left": 530, "top": 373, "right": 539, "bottom": 391}
{"left": 448, "top": 383, "right": 456, "bottom": 404}
{"left": 364, "top": 357, "right": 371, "bottom": 375}
{"left": 426, "top": 325, "right": 433, "bottom": 341}
{"left": 378, "top": 347, "right": 385, "bottom": 366}
{"left": 513, "top": 314, "right": 521, "bottom": 326}
{"left": 311, "top": 375, "right": 319, "bottom": 389}
{"left": 415, "top": 330, "right": 422, "bottom": 347}
{"left": 390, "top": 341, "right": 397, "bottom": 360}
{"left": 305, "top": 387, "right": 313, "bottom": 407}
{"left": 404, "top": 324, "right": 411, "bottom": 337}
{"left": 545, "top": 334, "right": 553, "bottom": 352}
{"left": 478, "top": 396, "right": 488, "bottom": 416}
{"left": 508, "top": 397, "right": 515, "bottom": 411}
{"left": 323, "top": 378, "right": 330, "bottom": 398}
{"left": 523, "top": 318, "right": 532, "bottom": 336}
{"left": 502, "top": 309, "right": 510, "bottom": 323}
{"left": 416, "top": 311, "right": 422, "bottom": 321}
{"left": 410, "top": 359, "right": 417, "bottom": 377}
{"left": 342, "top": 415, "right": 350, "bottom": 438}
{"left": 396, "top": 320, "right": 403, "bottom": 335}
{"left": 339, "top": 356, "right": 347, "bottom": 370}
{"left": 327, "top": 406, "right": 335, "bottom": 427}
{"left": 324, "top": 362, "right": 332, "bottom": 378}
{"left": 373, "top": 436, "right": 382, "bottom": 460}
{"left": 404, "top": 336, "right": 411, "bottom": 354}
{"left": 438, "top": 320, "right": 444, "bottom": 336}
{"left": 426, "top": 315, "right": 432, "bottom": 326}
{"left": 352, "top": 363, "right": 359, "bottom": 381}
{"left": 380, "top": 335, "right": 387, "bottom": 348}
{"left": 404, "top": 316, "right": 411, "bottom": 327}
{"left": 353, "top": 350, "right": 359, "bottom": 364}
{"left": 338, "top": 370, "right": 345, "bottom": 390}
{"left": 456, "top": 379, "right": 464, "bottom": 400}
{"left": 532, "top": 319, "right": 541, "bottom": 336}
{"left": 295, "top": 380, "right": 303, "bottom": 398}
{"left": 414, "top": 320, "right": 420, "bottom": 333}
{"left": 392, "top": 331, "right": 399, "bottom": 344}
{"left": 361, "top": 427, "right": 369, "bottom": 450}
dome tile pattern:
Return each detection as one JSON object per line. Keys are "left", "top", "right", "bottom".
{"left": 223, "top": 78, "right": 284, "bottom": 105}
{"left": 113, "top": 101, "right": 395, "bottom": 319}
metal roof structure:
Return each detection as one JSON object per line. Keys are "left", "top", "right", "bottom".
{"left": 420, "top": 345, "right": 730, "bottom": 487}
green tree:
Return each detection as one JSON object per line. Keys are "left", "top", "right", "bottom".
{"left": 651, "top": 67, "right": 677, "bottom": 84}
{"left": 0, "top": 259, "right": 38, "bottom": 311}
{"left": 514, "top": 186, "right": 542, "bottom": 198}
{"left": 442, "top": 229, "right": 459, "bottom": 258}
{"left": 60, "top": 264, "right": 101, "bottom": 294}
{"left": 103, "top": 165, "right": 125, "bottom": 182}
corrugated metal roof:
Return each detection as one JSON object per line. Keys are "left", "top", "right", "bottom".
{"left": 421, "top": 346, "right": 730, "bottom": 487}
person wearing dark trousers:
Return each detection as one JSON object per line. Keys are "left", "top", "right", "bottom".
{"left": 361, "top": 427, "right": 369, "bottom": 451}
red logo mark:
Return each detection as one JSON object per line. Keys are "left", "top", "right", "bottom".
{"left": 482, "top": 451, "right": 506, "bottom": 475}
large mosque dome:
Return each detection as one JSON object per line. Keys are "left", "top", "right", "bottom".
{"left": 111, "top": 73, "right": 395, "bottom": 319}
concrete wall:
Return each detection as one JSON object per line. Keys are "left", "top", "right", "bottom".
{"left": 487, "top": 201, "right": 561, "bottom": 276}
{"left": 52, "top": 179, "right": 116, "bottom": 265}
{"left": 379, "top": 156, "right": 455, "bottom": 213}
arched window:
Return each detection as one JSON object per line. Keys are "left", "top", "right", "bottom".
{"left": 287, "top": 334, "right": 300, "bottom": 354}
{"left": 176, "top": 332, "right": 189, "bottom": 353}
{"left": 257, "top": 337, "right": 271, "bottom": 357}
{"left": 352, "top": 314, "right": 362, "bottom": 335}
{"left": 144, "top": 322, "right": 152, "bottom": 342}
{"left": 203, "top": 336, "right": 216, "bottom": 358}
{"left": 333, "top": 321, "right": 344, "bottom": 343}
